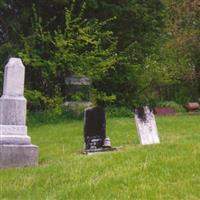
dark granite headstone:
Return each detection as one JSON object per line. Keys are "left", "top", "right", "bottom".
{"left": 84, "top": 106, "right": 106, "bottom": 150}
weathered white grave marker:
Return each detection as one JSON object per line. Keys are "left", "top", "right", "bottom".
{"left": 0, "top": 58, "right": 38, "bottom": 168}
{"left": 135, "top": 106, "right": 160, "bottom": 145}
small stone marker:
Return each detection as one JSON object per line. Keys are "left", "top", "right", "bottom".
{"left": 0, "top": 58, "right": 38, "bottom": 168}
{"left": 135, "top": 106, "right": 160, "bottom": 145}
{"left": 84, "top": 106, "right": 113, "bottom": 153}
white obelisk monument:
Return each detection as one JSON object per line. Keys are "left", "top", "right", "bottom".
{"left": 0, "top": 58, "right": 38, "bottom": 168}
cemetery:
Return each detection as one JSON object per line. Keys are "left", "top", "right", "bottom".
{"left": 1, "top": 1, "right": 200, "bottom": 200}
{"left": 0, "top": 58, "right": 200, "bottom": 199}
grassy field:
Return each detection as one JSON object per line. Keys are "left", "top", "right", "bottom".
{"left": 0, "top": 115, "right": 200, "bottom": 200}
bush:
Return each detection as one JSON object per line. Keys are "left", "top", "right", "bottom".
{"left": 25, "top": 89, "right": 63, "bottom": 112}
{"left": 19, "top": 4, "right": 118, "bottom": 111}
{"left": 106, "top": 106, "right": 133, "bottom": 118}
{"left": 156, "top": 101, "right": 186, "bottom": 113}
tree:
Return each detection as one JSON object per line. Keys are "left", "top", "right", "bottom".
{"left": 85, "top": 0, "right": 166, "bottom": 107}
{"left": 163, "top": 0, "right": 200, "bottom": 100}
{"left": 19, "top": 4, "right": 118, "bottom": 110}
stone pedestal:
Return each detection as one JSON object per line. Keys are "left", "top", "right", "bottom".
{"left": 0, "top": 58, "right": 38, "bottom": 168}
{"left": 0, "top": 125, "right": 30, "bottom": 145}
{"left": 0, "top": 145, "right": 38, "bottom": 168}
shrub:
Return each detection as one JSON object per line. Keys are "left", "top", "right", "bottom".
{"left": 156, "top": 101, "right": 186, "bottom": 113}
{"left": 106, "top": 106, "right": 133, "bottom": 118}
{"left": 25, "top": 89, "right": 63, "bottom": 112}
{"left": 19, "top": 4, "right": 118, "bottom": 111}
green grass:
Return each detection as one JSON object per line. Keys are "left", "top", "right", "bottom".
{"left": 1, "top": 115, "right": 200, "bottom": 200}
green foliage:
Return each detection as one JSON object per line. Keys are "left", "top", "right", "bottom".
{"left": 25, "top": 89, "right": 63, "bottom": 112}
{"left": 90, "top": 89, "right": 116, "bottom": 105}
{"left": 131, "top": 45, "right": 194, "bottom": 106}
{"left": 86, "top": 0, "right": 167, "bottom": 107}
{"left": 53, "top": 7, "right": 118, "bottom": 78}
{"left": 0, "top": 0, "right": 199, "bottom": 110}
{"left": 162, "top": 0, "right": 200, "bottom": 99}
{"left": 0, "top": 42, "right": 18, "bottom": 92}
{"left": 106, "top": 106, "right": 133, "bottom": 118}
{"left": 86, "top": 0, "right": 165, "bottom": 52}
{"left": 19, "top": 3, "right": 118, "bottom": 110}
{"left": 174, "top": 86, "right": 193, "bottom": 104}
{"left": 156, "top": 101, "right": 186, "bottom": 113}
{"left": 70, "top": 92, "right": 86, "bottom": 101}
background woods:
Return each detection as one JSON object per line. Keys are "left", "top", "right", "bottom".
{"left": 0, "top": 0, "right": 199, "bottom": 111}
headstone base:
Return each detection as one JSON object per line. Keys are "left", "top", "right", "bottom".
{"left": 0, "top": 144, "right": 38, "bottom": 168}
{"left": 83, "top": 147, "right": 116, "bottom": 155}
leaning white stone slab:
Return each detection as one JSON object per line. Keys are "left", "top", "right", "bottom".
{"left": 135, "top": 106, "right": 160, "bottom": 145}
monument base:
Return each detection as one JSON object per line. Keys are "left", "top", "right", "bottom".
{"left": 0, "top": 144, "right": 38, "bottom": 168}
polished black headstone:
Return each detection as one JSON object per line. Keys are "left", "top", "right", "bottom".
{"left": 84, "top": 106, "right": 106, "bottom": 150}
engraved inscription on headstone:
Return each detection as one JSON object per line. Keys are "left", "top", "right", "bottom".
{"left": 135, "top": 106, "right": 160, "bottom": 145}
{"left": 84, "top": 106, "right": 112, "bottom": 152}
{"left": 0, "top": 58, "right": 38, "bottom": 168}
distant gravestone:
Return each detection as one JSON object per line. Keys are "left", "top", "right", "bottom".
{"left": 65, "top": 75, "right": 91, "bottom": 112}
{"left": 135, "top": 106, "right": 160, "bottom": 145}
{"left": 65, "top": 75, "right": 91, "bottom": 86}
{"left": 84, "top": 106, "right": 112, "bottom": 153}
{"left": 0, "top": 58, "right": 38, "bottom": 168}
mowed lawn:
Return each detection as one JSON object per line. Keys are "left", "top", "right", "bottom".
{"left": 1, "top": 115, "right": 200, "bottom": 200}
